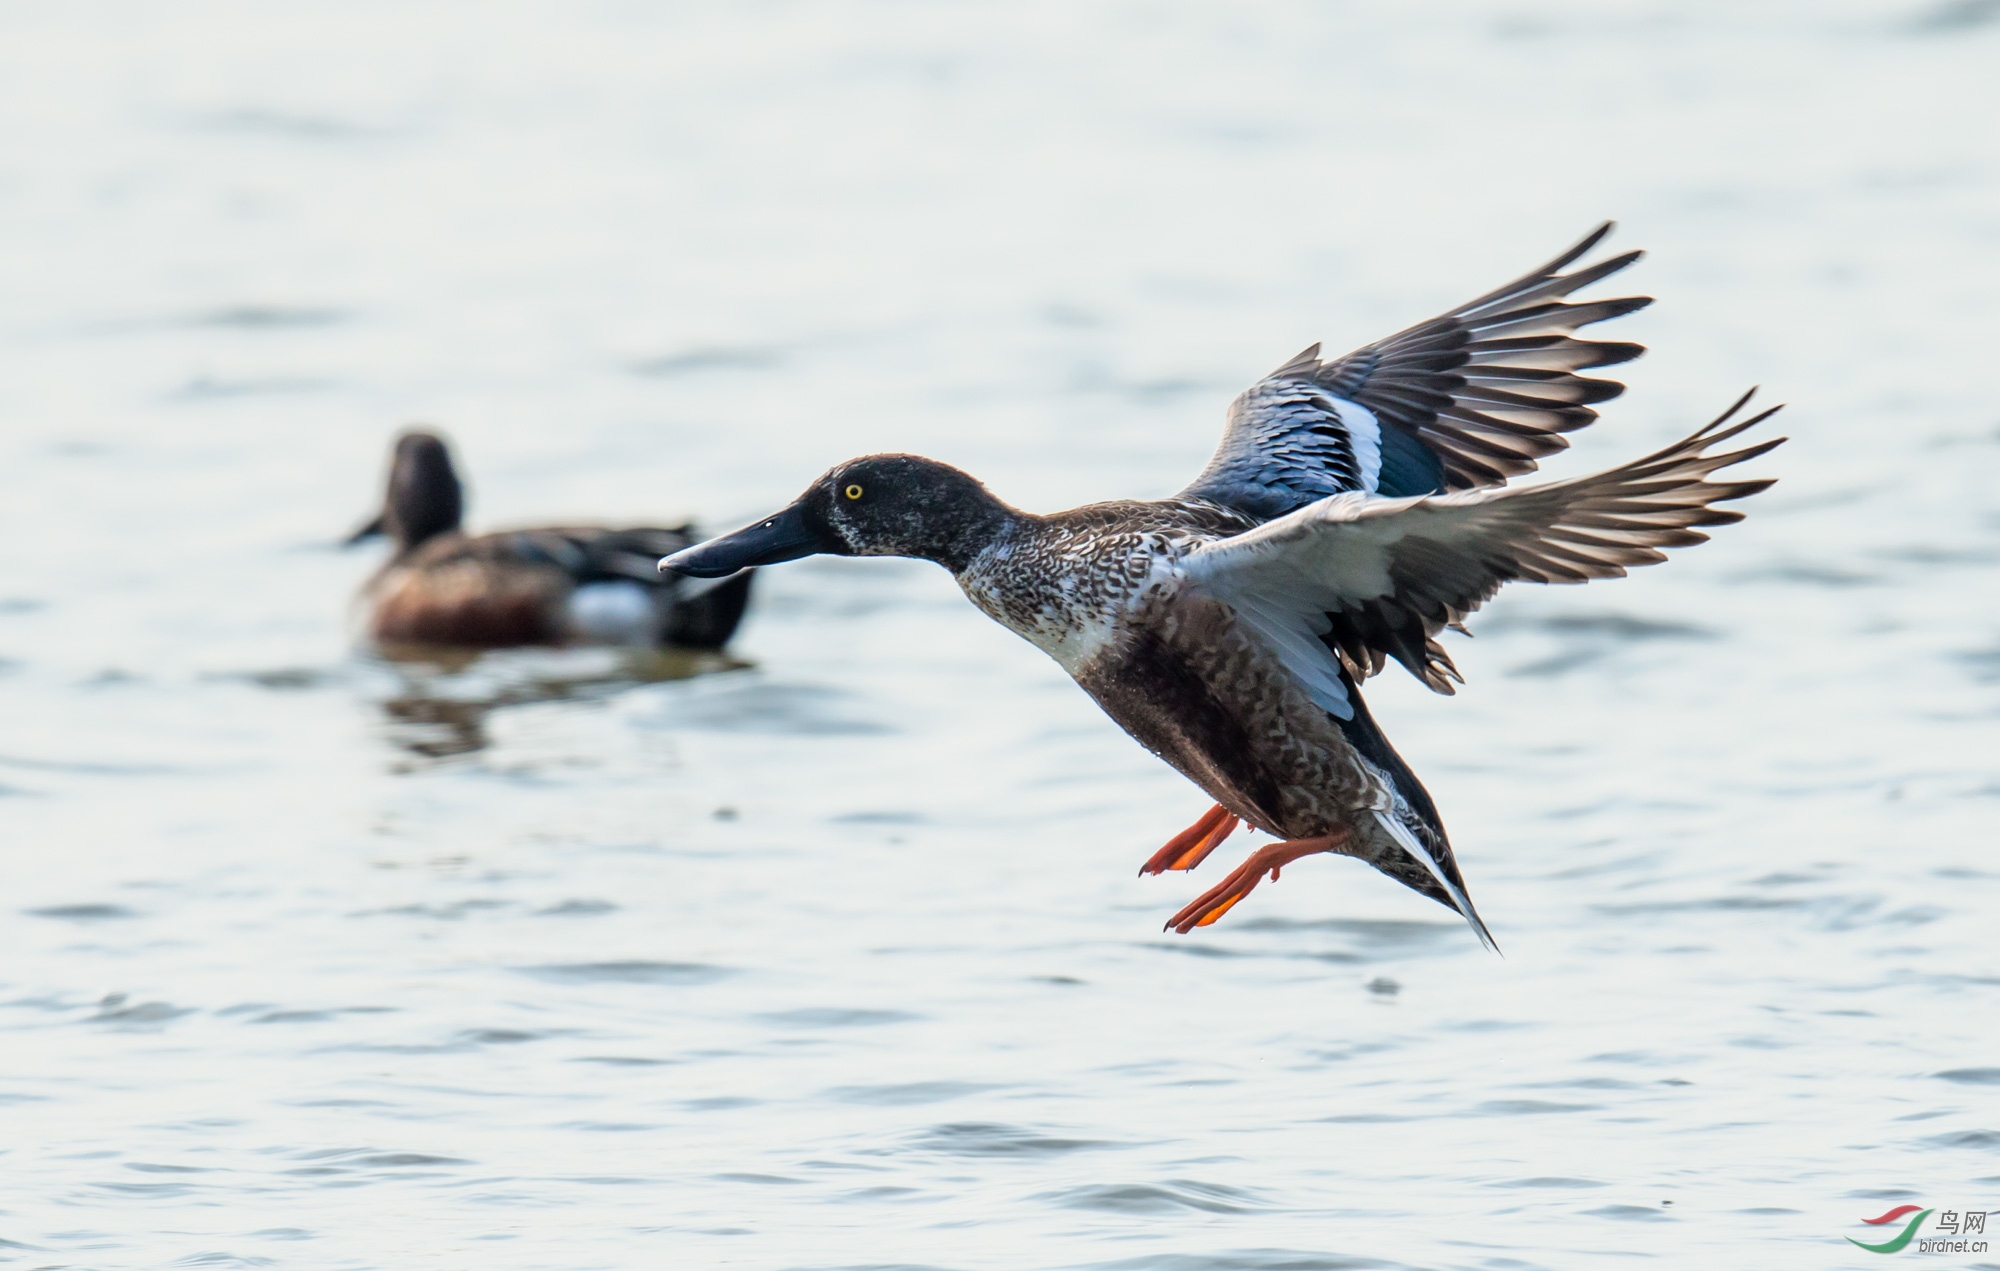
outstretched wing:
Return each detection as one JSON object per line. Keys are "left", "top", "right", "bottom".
{"left": 1181, "top": 392, "right": 1784, "bottom": 695}
{"left": 1180, "top": 223, "right": 1652, "bottom": 519}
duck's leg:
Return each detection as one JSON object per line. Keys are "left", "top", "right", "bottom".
{"left": 1164, "top": 831, "right": 1350, "bottom": 934}
{"left": 1138, "top": 803, "right": 1241, "bottom": 876}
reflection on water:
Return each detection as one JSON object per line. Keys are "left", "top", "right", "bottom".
{"left": 373, "top": 645, "right": 747, "bottom": 760}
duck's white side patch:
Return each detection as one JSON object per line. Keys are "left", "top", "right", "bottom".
{"left": 1328, "top": 396, "right": 1383, "bottom": 493}
{"left": 565, "top": 581, "right": 658, "bottom": 644}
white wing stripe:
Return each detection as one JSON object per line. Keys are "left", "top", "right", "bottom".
{"left": 1330, "top": 397, "right": 1383, "bottom": 493}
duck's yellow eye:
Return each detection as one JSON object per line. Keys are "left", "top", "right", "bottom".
{"left": 844, "top": 484, "right": 864, "bottom": 501}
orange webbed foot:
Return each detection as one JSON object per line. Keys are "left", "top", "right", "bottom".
{"left": 1138, "top": 803, "right": 1240, "bottom": 876}
{"left": 1164, "top": 833, "right": 1346, "bottom": 934}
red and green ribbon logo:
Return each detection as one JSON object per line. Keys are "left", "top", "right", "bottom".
{"left": 1849, "top": 1205, "right": 1932, "bottom": 1253}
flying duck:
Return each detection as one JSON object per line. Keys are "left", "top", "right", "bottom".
{"left": 349, "top": 430, "right": 753, "bottom": 651}
{"left": 661, "top": 225, "right": 1783, "bottom": 947}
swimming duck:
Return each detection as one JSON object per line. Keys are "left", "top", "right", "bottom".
{"left": 349, "top": 430, "right": 753, "bottom": 651}
{"left": 662, "top": 225, "right": 1782, "bottom": 946}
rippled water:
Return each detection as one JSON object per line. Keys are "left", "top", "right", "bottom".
{"left": 3, "top": 3, "right": 1999, "bottom": 1267}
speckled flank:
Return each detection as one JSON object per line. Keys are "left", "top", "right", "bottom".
{"left": 956, "top": 497, "right": 1426, "bottom": 883}
{"left": 1076, "top": 590, "right": 1377, "bottom": 838}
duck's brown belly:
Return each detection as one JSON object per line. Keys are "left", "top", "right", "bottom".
{"left": 1070, "top": 593, "right": 1374, "bottom": 840}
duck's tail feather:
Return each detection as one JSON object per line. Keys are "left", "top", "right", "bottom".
{"left": 1336, "top": 669, "right": 1500, "bottom": 953}
{"left": 1372, "top": 809, "right": 1500, "bottom": 953}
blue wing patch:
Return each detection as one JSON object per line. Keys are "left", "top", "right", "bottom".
{"left": 1180, "top": 223, "right": 1649, "bottom": 519}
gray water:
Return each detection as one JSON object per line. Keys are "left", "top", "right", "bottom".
{"left": 3, "top": 3, "right": 1998, "bottom": 1267}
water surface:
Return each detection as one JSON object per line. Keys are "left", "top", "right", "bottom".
{"left": 2, "top": 3, "right": 1998, "bottom": 1267}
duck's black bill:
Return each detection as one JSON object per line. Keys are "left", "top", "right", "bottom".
{"left": 660, "top": 503, "right": 820, "bottom": 578}
{"left": 342, "top": 513, "right": 386, "bottom": 547}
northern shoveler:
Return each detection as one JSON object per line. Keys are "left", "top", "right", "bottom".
{"left": 661, "top": 225, "right": 1783, "bottom": 947}
{"left": 349, "top": 430, "right": 753, "bottom": 651}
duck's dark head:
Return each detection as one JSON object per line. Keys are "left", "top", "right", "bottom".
{"left": 346, "top": 430, "right": 465, "bottom": 551}
{"left": 661, "top": 454, "right": 1012, "bottom": 578}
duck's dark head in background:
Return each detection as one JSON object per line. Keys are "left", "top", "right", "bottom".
{"left": 346, "top": 430, "right": 465, "bottom": 552}
{"left": 661, "top": 454, "right": 1014, "bottom": 579}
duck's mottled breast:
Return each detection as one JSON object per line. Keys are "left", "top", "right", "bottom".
{"left": 954, "top": 497, "right": 1381, "bottom": 840}
{"left": 954, "top": 499, "right": 1255, "bottom": 673}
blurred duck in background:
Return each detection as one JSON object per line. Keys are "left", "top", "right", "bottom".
{"left": 347, "top": 430, "right": 753, "bottom": 652}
